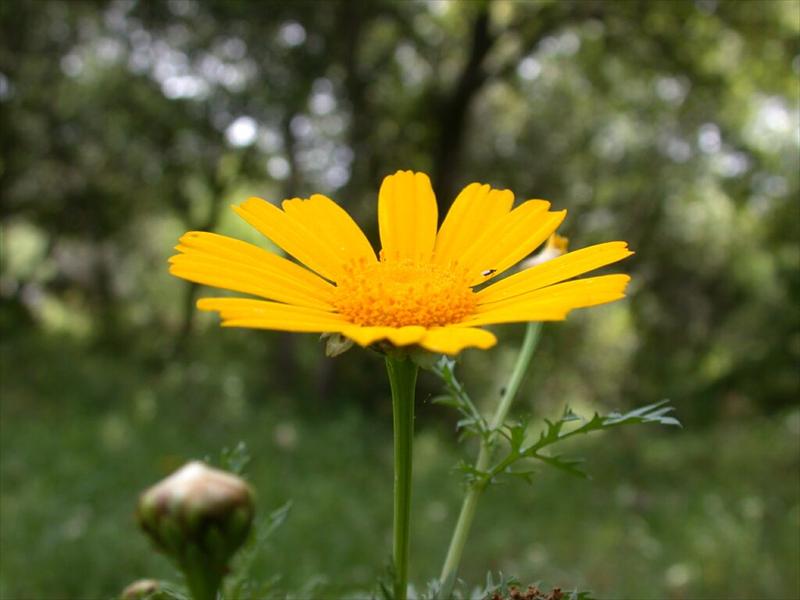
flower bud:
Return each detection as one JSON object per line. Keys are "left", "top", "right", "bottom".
{"left": 521, "top": 233, "right": 569, "bottom": 269}
{"left": 136, "top": 461, "right": 255, "bottom": 594}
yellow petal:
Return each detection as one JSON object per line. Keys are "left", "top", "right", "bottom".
{"left": 198, "top": 297, "right": 348, "bottom": 332}
{"left": 433, "top": 183, "right": 514, "bottom": 266}
{"left": 419, "top": 327, "right": 497, "bottom": 355}
{"left": 281, "top": 194, "right": 377, "bottom": 265}
{"left": 234, "top": 197, "right": 349, "bottom": 282}
{"left": 463, "top": 274, "right": 631, "bottom": 326}
{"left": 340, "top": 325, "right": 428, "bottom": 347}
{"left": 478, "top": 242, "right": 633, "bottom": 305}
{"left": 458, "top": 201, "right": 567, "bottom": 285}
{"left": 173, "top": 231, "right": 332, "bottom": 291}
{"left": 378, "top": 170, "right": 438, "bottom": 262}
{"left": 169, "top": 232, "right": 335, "bottom": 309}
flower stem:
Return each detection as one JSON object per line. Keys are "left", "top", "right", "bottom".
{"left": 439, "top": 321, "right": 542, "bottom": 595}
{"left": 385, "top": 354, "right": 418, "bottom": 600}
{"left": 181, "top": 557, "right": 222, "bottom": 600}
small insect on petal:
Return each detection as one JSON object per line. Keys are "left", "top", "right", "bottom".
{"left": 481, "top": 269, "right": 496, "bottom": 277}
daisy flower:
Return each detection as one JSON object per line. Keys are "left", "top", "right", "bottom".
{"left": 169, "top": 170, "right": 632, "bottom": 355}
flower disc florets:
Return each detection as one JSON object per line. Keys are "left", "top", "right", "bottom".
{"left": 333, "top": 256, "right": 476, "bottom": 328}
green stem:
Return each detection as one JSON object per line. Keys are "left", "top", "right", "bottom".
{"left": 385, "top": 355, "right": 418, "bottom": 600}
{"left": 181, "top": 556, "right": 222, "bottom": 600}
{"left": 438, "top": 321, "right": 542, "bottom": 595}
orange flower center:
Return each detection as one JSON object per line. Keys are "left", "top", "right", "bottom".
{"left": 332, "top": 258, "right": 476, "bottom": 327}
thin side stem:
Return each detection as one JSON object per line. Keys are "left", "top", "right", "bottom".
{"left": 385, "top": 355, "right": 418, "bottom": 600}
{"left": 488, "top": 321, "right": 542, "bottom": 432}
{"left": 439, "top": 321, "right": 542, "bottom": 594}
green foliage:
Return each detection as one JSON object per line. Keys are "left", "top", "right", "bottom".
{"left": 1, "top": 335, "right": 799, "bottom": 598}
{"left": 418, "top": 571, "right": 595, "bottom": 600}
{"left": 473, "top": 572, "right": 520, "bottom": 600}
{"left": 217, "top": 442, "right": 253, "bottom": 477}
{"left": 431, "top": 356, "right": 490, "bottom": 441}
{"left": 143, "top": 581, "right": 190, "bottom": 600}
{"left": 224, "top": 500, "right": 293, "bottom": 600}
{"left": 485, "top": 400, "right": 681, "bottom": 482}
{"left": 434, "top": 356, "right": 680, "bottom": 483}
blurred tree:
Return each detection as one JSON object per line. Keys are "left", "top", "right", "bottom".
{"left": 0, "top": 0, "right": 797, "bottom": 419}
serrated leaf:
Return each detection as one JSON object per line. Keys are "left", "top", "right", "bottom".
{"left": 456, "top": 417, "right": 476, "bottom": 430}
{"left": 431, "top": 353, "right": 489, "bottom": 440}
{"left": 219, "top": 441, "right": 251, "bottom": 475}
{"left": 431, "top": 395, "right": 461, "bottom": 408}
{"left": 418, "top": 576, "right": 445, "bottom": 600}
{"left": 224, "top": 500, "right": 292, "bottom": 597}
{"left": 138, "top": 582, "right": 188, "bottom": 600}
{"left": 476, "top": 571, "right": 521, "bottom": 599}
{"left": 486, "top": 400, "right": 680, "bottom": 484}
{"left": 534, "top": 453, "right": 589, "bottom": 479}
{"left": 377, "top": 580, "right": 393, "bottom": 600}
{"left": 507, "top": 421, "right": 528, "bottom": 450}
{"left": 376, "top": 562, "right": 397, "bottom": 600}
{"left": 560, "top": 408, "right": 582, "bottom": 422}
{"left": 566, "top": 589, "right": 598, "bottom": 600}
{"left": 506, "top": 468, "right": 537, "bottom": 485}
{"left": 454, "top": 460, "right": 488, "bottom": 483}
{"left": 261, "top": 500, "right": 292, "bottom": 539}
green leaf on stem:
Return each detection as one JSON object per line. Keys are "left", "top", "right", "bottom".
{"left": 484, "top": 400, "right": 680, "bottom": 484}
{"left": 224, "top": 501, "right": 292, "bottom": 600}
{"left": 479, "top": 571, "right": 521, "bottom": 599}
{"left": 431, "top": 357, "right": 490, "bottom": 441}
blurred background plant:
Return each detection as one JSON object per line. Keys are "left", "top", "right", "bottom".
{"left": 0, "top": 0, "right": 798, "bottom": 599}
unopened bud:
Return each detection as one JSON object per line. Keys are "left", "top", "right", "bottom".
{"left": 522, "top": 233, "right": 569, "bottom": 269}
{"left": 120, "top": 579, "right": 161, "bottom": 600}
{"left": 137, "top": 461, "right": 255, "bottom": 591}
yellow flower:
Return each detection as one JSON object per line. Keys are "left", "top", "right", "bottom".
{"left": 169, "top": 170, "right": 632, "bottom": 355}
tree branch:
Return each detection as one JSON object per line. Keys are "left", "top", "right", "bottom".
{"left": 432, "top": 5, "right": 495, "bottom": 211}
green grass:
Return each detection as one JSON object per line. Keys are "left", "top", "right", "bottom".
{"left": 1, "top": 334, "right": 798, "bottom": 599}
